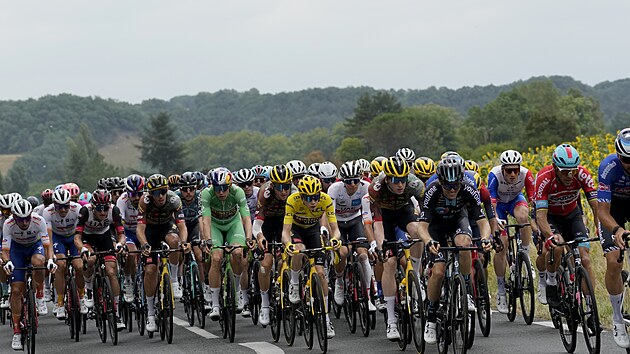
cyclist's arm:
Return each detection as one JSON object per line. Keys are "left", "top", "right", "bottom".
{"left": 2, "top": 223, "right": 10, "bottom": 262}
{"left": 74, "top": 206, "right": 89, "bottom": 251}
{"left": 176, "top": 221, "right": 188, "bottom": 243}
{"left": 535, "top": 208, "right": 553, "bottom": 239}
{"left": 418, "top": 221, "right": 432, "bottom": 244}
{"left": 200, "top": 189, "right": 212, "bottom": 242}
{"left": 112, "top": 206, "right": 126, "bottom": 245}
{"left": 328, "top": 221, "right": 341, "bottom": 241}
{"left": 242, "top": 214, "right": 253, "bottom": 241}
{"left": 587, "top": 198, "right": 598, "bottom": 233}
{"left": 281, "top": 223, "right": 292, "bottom": 245}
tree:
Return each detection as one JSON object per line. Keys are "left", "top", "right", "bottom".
{"left": 344, "top": 92, "right": 403, "bottom": 134}
{"left": 7, "top": 165, "right": 29, "bottom": 196}
{"left": 65, "top": 124, "right": 119, "bottom": 191}
{"left": 334, "top": 137, "right": 366, "bottom": 163}
{"left": 137, "top": 112, "right": 188, "bottom": 175}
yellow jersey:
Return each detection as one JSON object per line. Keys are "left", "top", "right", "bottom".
{"left": 283, "top": 192, "right": 336, "bottom": 228}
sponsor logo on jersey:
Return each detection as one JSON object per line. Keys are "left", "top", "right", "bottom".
{"left": 601, "top": 160, "right": 617, "bottom": 180}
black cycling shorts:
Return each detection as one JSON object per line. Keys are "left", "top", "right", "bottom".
{"left": 145, "top": 221, "right": 178, "bottom": 265}
{"left": 291, "top": 225, "right": 325, "bottom": 266}
{"left": 338, "top": 216, "right": 368, "bottom": 249}
{"left": 599, "top": 198, "right": 630, "bottom": 254}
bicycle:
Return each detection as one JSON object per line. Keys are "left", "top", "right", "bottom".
{"left": 213, "top": 243, "right": 243, "bottom": 343}
{"left": 617, "top": 231, "right": 630, "bottom": 354}
{"left": 340, "top": 240, "right": 371, "bottom": 337}
{"left": 86, "top": 249, "right": 119, "bottom": 346}
{"left": 13, "top": 265, "right": 48, "bottom": 354}
{"left": 181, "top": 240, "right": 205, "bottom": 329}
{"left": 548, "top": 236, "right": 601, "bottom": 354}
{"left": 383, "top": 238, "right": 424, "bottom": 352}
{"left": 279, "top": 244, "right": 298, "bottom": 346}
{"left": 116, "top": 252, "right": 134, "bottom": 333}
{"left": 264, "top": 240, "right": 285, "bottom": 343}
{"left": 466, "top": 237, "right": 491, "bottom": 348}
{"left": 59, "top": 254, "right": 83, "bottom": 341}
{"left": 0, "top": 279, "right": 8, "bottom": 326}
{"left": 246, "top": 245, "right": 263, "bottom": 325}
{"left": 504, "top": 223, "right": 535, "bottom": 325}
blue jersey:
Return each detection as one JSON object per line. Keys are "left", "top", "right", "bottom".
{"left": 597, "top": 153, "right": 630, "bottom": 203}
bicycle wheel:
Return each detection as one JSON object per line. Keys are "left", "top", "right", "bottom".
{"left": 192, "top": 264, "right": 205, "bottom": 329}
{"left": 225, "top": 268, "right": 236, "bottom": 343}
{"left": 621, "top": 270, "right": 630, "bottom": 354}
{"left": 312, "top": 273, "right": 328, "bottom": 353}
{"left": 270, "top": 278, "right": 282, "bottom": 342}
{"left": 182, "top": 264, "right": 194, "bottom": 327}
{"left": 94, "top": 274, "right": 107, "bottom": 343}
{"left": 251, "top": 261, "right": 261, "bottom": 326}
{"left": 556, "top": 266, "right": 577, "bottom": 353}
{"left": 575, "top": 267, "right": 600, "bottom": 354}
{"left": 343, "top": 265, "right": 356, "bottom": 334}
{"left": 70, "top": 276, "right": 81, "bottom": 341}
{"left": 518, "top": 252, "right": 535, "bottom": 325}
{"left": 281, "top": 269, "right": 296, "bottom": 345}
{"left": 162, "top": 273, "right": 174, "bottom": 344}
{"left": 474, "top": 259, "right": 491, "bottom": 337}
{"left": 0, "top": 284, "right": 4, "bottom": 326}
{"left": 355, "top": 263, "right": 370, "bottom": 337}
{"left": 103, "top": 277, "right": 118, "bottom": 346}
{"left": 506, "top": 261, "right": 517, "bottom": 322}
{"left": 397, "top": 282, "right": 409, "bottom": 351}
{"left": 302, "top": 272, "right": 314, "bottom": 349}
{"left": 26, "top": 288, "right": 36, "bottom": 354}
{"left": 408, "top": 270, "right": 425, "bottom": 353}
{"left": 451, "top": 273, "right": 469, "bottom": 354}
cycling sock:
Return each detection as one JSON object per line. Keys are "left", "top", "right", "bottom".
{"left": 0, "top": 282, "right": 7, "bottom": 293}
{"left": 125, "top": 275, "right": 132, "bottom": 286}
{"left": 497, "top": 276, "right": 506, "bottom": 295}
{"left": 57, "top": 294, "right": 64, "bottom": 306}
{"left": 427, "top": 300, "right": 438, "bottom": 322}
{"left": 147, "top": 296, "right": 155, "bottom": 316}
{"left": 385, "top": 296, "right": 396, "bottom": 325}
{"left": 84, "top": 273, "right": 94, "bottom": 290}
{"left": 611, "top": 293, "right": 623, "bottom": 324}
{"left": 522, "top": 245, "right": 530, "bottom": 255}
{"left": 539, "top": 270, "right": 546, "bottom": 284}
{"left": 234, "top": 274, "right": 241, "bottom": 293}
{"left": 240, "top": 290, "right": 249, "bottom": 305}
{"left": 324, "top": 295, "right": 329, "bottom": 313}
{"left": 410, "top": 257, "right": 421, "bottom": 275}
{"left": 169, "top": 263, "right": 179, "bottom": 282}
{"left": 290, "top": 270, "right": 299, "bottom": 285}
{"left": 114, "top": 296, "right": 119, "bottom": 312}
{"left": 361, "top": 258, "right": 373, "bottom": 291}
{"left": 261, "top": 291, "right": 269, "bottom": 308}
{"left": 211, "top": 288, "right": 220, "bottom": 308}
{"left": 546, "top": 272, "right": 557, "bottom": 286}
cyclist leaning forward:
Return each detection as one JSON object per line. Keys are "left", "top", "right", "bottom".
{"left": 201, "top": 168, "right": 253, "bottom": 321}
{"left": 282, "top": 175, "right": 342, "bottom": 339}
{"left": 136, "top": 174, "right": 189, "bottom": 332}
{"left": 253, "top": 164, "right": 294, "bottom": 326}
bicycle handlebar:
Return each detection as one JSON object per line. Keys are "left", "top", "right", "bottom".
{"left": 616, "top": 232, "right": 630, "bottom": 263}
{"left": 505, "top": 223, "right": 531, "bottom": 229}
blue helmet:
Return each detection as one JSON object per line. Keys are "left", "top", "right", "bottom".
{"left": 615, "top": 128, "right": 630, "bottom": 158}
{"left": 552, "top": 144, "right": 580, "bottom": 169}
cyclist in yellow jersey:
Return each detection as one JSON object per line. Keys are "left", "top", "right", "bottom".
{"left": 282, "top": 175, "right": 342, "bottom": 339}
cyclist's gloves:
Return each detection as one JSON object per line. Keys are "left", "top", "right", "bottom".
{"left": 3, "top": 261, "right": 14, "bottom": 274}
{"left": 330, "top": 238, "right": 342, "bottom": 250}
{"left": 47, "top": 258, "right": 58, "bottom": 272}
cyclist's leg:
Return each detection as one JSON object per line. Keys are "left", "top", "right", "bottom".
{"left": 599, "top": 209, "right": 626, "bottom": 334}
{"left": 493, "top": 203, "right": 509, "bottom": 288}
{"left": 570, "top": 210, "right": 595, "bottom": 292}
{"left": 144, "top": 225, "right": 163, "bottom": 320}
{"left": 53, "top": 233, "right": 69, "bottom": 309}
{"left": 380, "top": 210, "right": 400, "bottom": 331}
{"left": 124, "top": 229, "right": 139, "bottom": 288}
{"left": 81, "top": 237, "right": 98, "bottom": 293}
{"left": 512, "top": 194, "right": 532, "bottom": 252}
{"left": 424, "top": 223, "right": 448, "bottom": 343}
{"left": 258, "top": 219, "right": 281, "bottom": 309}
{"left": 8, "top": 244, "right": 30, "bottom": 332}
{"left": 208, "top": 222, "right": 225, "bottom": 313}
{"left": 164, "top": 222, "right": 182, "bottom": 288}
{"left": 225, "top": 216, "right": 246, "bottom": 298}
{"left": 347, "top": 216, "right": 372, "bottom": 290}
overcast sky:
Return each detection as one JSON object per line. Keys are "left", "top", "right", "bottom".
{"left": 1, "top": 1, "right": 628, "bottom": 103}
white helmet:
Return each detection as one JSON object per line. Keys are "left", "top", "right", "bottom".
{"left": 307, "top": 163, "right": 321, "bottom": 177}
{"left": 318, "top": 162, "right": 338, "bottom": 179}
{"left": 0, "top": 193, "right": 20, "bottom": 209}
{"left": 500, "top": 150, "right": 523, "bottom": 166}
{"left": 286, "top": 160, "right": 307, "bottom": 176}
{"left": 11, "top": 199, "right": 33, "bottom": 218}
{"left": 339, "top": 161, "right": 361, "bottom": 179}
{"left": 357, "top": 159, "right": 370, "bottom": 173}
{"left": 232, "top": 168, "right": 255, "bottom": 184}
{"left": 396, "top": 147, "right": 416, "bottom": 162}
{"left": 52, "top": 189, "right": 72, "bottom": 205}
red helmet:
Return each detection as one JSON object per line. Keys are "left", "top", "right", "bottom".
{"left": 91, "top": 189, "right": 111, "bottom": 206}
{"left": 63, "top": 182, "right": 81, "bottom": 197}
{"left": 40, "top": 189, "right": 54, "bottom": 203}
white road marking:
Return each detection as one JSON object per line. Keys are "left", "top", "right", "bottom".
{"left": 172, "top": 316, "right": 219, "bottom": 338}
{"left": 533, "top": 320, "right": 606, "bottom": 333}
{"left": 239, "top": 341, "right": 285, "bottom": 354}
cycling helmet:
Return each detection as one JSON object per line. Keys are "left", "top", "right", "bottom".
{"left": 552, "top": 144, "right": 580, "bottom": 169}
{"left": 193, "top": 171, "right": 206, "bottom": 189}
{"left": 146, "top": 174, "right": 168, "bottom": 191}
{"left": 286, "top": 160, "right": 307, "bottom": 177}
{"left": 41, "top": 189, "right": 54, "bottom": 204}
{"left": 374, "top": 156, "right": 387, "bottom": 163}
{"left": 464, "top": 160, "right": 481, "bottom": 174}
{"left": 0, "top": 194, "right": 18, "bottom": 209}
{"left": 269, "top": 165, "right": 293, "bottom": 184}
{"left": 52, "top": 189, "right": 72, "bottom": 205}
{"left": 339, "top": 161, "right": 361, "bottom": 179}
{"left": 383, "top": 157, "right": 410, "bottom": 178}
{"left": 125, "top": 174, "right": 145, "bottom": 193}
{"left": 54, "top": 184, "right": 64, "bottom": 191}
{"left": 356, "top": 159, "right": 370, "bottom": 174}
{"left": 210, "top": 167, "right": 232, "bottom": 186}
{"left": 414, "top": 157, "right": 436, "bottom": 177}
{"left": 63, "top": 182, "right": 80, "bottom": 197}
{"left": 97, "top": 177, "right": 109, "bottom": 190}
{"left": 298, "top": 175, "right": 322, "bottom": 196}
{"left": 615, "top": 128, "right": 630, "bottom": 158}
{"left": 233, "top": 168, "right": 256, "bottom": 184}
{"left": 251, "top": 165, "right": 266, "bottom": 178}
{"left": 307, "top": 163, "right": 321, "bottom": 177}
{"left": 436, "top": 156, "right": 465, "bottom": 183}
{"left": 370, "top": 159, "right": 384, "bottom": 177}
{"left": 440, "top": 151, "right": 460, "bottom": 159}
{"left": 168, "top": 174, "right": 181, "bottom": 188}
{"left": 91, "top": 189, "right": 111, "bottom": 205}
{"left": 78, "top": 191, "right": 92, "bottom": 203}
{"left": 179, "top": 172, "right": 198, "bottom": 187}
{"left": 318, "top": 162, "right": 338, "bottom": 179}
{"left": 26, "top": 196, "right": 39, "bottom": 208}
{"left": 107, "top": 176, "right": 125, "bottom": 191}
{"left": 11, "top": 199, "right": 33, "bottom": 218}
{"left": 396, "top": 148, "right": 416, "bottom": 162}
{"left": 500, "top": 150, "right": 523, "bottom": 166}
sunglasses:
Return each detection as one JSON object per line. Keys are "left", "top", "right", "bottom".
{"left": 292, "top": 175, "right": 304, "bottom": 182}
{"left": 54, "top": 203, "right": 70, "bottom": 211}
{"left": 301, "top": 194, "right": 321, "bottom": 203}
{"left": 441, "top": 182, "right": 461, "bottom": 191}
{"left": 129, "top": 191, "right": 143, "bottom": 198}
{"left": 1, "top": 209, "right": 10, "bottom": 216}
{"left": 503, "top": 168, "right": 519, "bottom": 175}
{"left": 14, "top": 216, "right": 31, "bottom": 223}
{"left": 390, "top": 176, "right": 408, "bottom": 184}
{"left": 343, "top": 178, "right": 361, "bottom": 185}
{"left": 254, "top": 177, "right": 266, "bottom": 183}
{"left": 620, "top": 155, "right": 630, "bottom": 164}
{"left": 213, "top": 184, "right": 230, "bottom": 192}
{"left": 151, "top": 189, "right": 168, "bottom": 197}
{"left": 321, "top": 177, "right": 336, "bottom": 184}
{"left": 111, "top": 189, "right": 123, "bottom": 196}
{"left": 556, "top": 167, "right": 578, "bottom": 175}
{"left": 181, "top": 186, "right": 196, "bottom": 193}
{"left": 93, "top": 205, "right": 110, "bottom": 212}
{"left": 238, "top": 182, "right": 253, "bottom": 188}
{"left": 274, "top": 183, "right": 292, "bottom": 191}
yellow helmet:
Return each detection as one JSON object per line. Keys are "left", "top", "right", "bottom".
{"left": 414, "top": 157, "right": 436, "bottom": 177}
{"left": 370, "top": 159, "right": 384, "bottom": 177}
{"left": 383, "top": 157, "right": 410, "bottom": 178}
{"left": 465, "top": 160, "right": 480, "bottom": 175}
{"left": 473, "top": 172, "right": 482, "bottom": 190}
{"left": 298, "top": 175, "right": 322, "bottom": 196}
{"left": 168, "top": 174, "right": 181, "bottom": 187}
{"left": 269, "top": 164, "right": 293, "bottom": 184}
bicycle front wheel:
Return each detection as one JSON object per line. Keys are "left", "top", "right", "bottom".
{"left": 26, "top": 288, "right": 36, "bottom": 354}
{"left": 408, "top": 270, "right": 425, "bottom": 353}
{"left": 355, "top": 263, "right": 370, "bottom": 337}
{"left": 162, "top": 273, "right": 174, "bottom": 344}
{"left": 191, "top": 264, "right": 205, "bottom": 329}
{"left": 103, "top": 276, "right": 118, "bottom": 346}
{"left": 270, "top": 277, "right": 282, "bottom": 342}
{"left": 451, "top": 273, "right": 468, "bottom": 354}
{"left": 281, "top": 269, "right": 296, "bottom": 345}
{"left": 94, "top": 274, "right": 107, "bottom": 343}
{"left": 312, "top": 273, "right": 328, "bottom": 353}
{"left": 576, "top": 267, "right": 600, "bottom": 354}
{"left": 224, "top": 268, "right": 236, "bottom": 343}
{"left": 557, "top": 266, "right": 577, "bottom": 353}
{"left": 474, "top": 258, "right": 491, "bottom": 337}
{"left": 518, "top": 251, "right": 535, "bottom": 325}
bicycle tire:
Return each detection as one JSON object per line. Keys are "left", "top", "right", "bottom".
{"left": 575, "top": 266, "right": 600, "bottom": 354}
{"left": 103, "top": 276, "right": 118, "bottom": 346}
{"left": 251, "top": 261, "right": 261, "bottom": 326}
{"left": 302, "top": 270, "right": 314, "bottom": 350}
{"left": 183, "top": 264, "right": 194, "bottom": 327}
{"left": 161, "top": 272, "right": 173, "bottom": 344}
{"left": 506, "top": 261, "right": 517, "bottom": 322}
{"left": 26, "top": 288, "right": 36, "bottom": 354}
{"left": 451, "top": 273, "right": 468, "bottom": 354}
{"left": 312, "top": 273, "right": 328, "bottom": 353}
{"left": 355, "top": 262, "right": 370, "bottom": 337}
{"left": 191, "top": 263, "right": 205, "bottom": 329}
{"left": 557, "top": 266, "right": 577, "bottom": 353}
{"left": 518, "top": 251, "right": 535, "bottom": 325}
{"left": 0, "top": 284, "right": 5, "bottom": 326}
{"left": 94, "top": 274, "right": 107, "bottom": 343}
{"left": 473, "top": 258, "right": 491, "bottom": 337}
{"left": 70, "top": 275, "right": 81, "bottom": 341}
{"left": 328, "top": 266, "right": 342, "bottom": 319}
{"left": 281, "top": 269, "right": 296, "bottom": 345}
{"left": 621, "top": 270, "right": 630, "bottom": 354}
{"left": 225, "top": 268, "right": 236, "bottom": 343}
{"left": 270, "top": 277, "right": 282, "bottom": 342}
{"left": 408, "top": 270, "right": 425, "bottom": 353}
{"left": 343, "top": 264, "right": 356, "bottom": 334}
{"left": 397, "top": 274, "right": 409, "bottom": 351}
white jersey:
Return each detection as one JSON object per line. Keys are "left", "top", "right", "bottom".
{"left": 361, "top": 194, "right": 372, "bottom": 224}
{"left": 246, "top": 187, "right": 260, "bottom": 221}
{"left": 117, "top": 192, "right": 140, "bottom": 232}
{"left": 487, "top": 165, "right": 535, "bottom": 203}
{"left": 33, "top": 204, "right": 47, "bottom": 216}
{"left": 2, "top": 214, "right": 49, "bottom": 250}
{"left": 42, "top": 202, "right": 81, "bottom": 237}
{"left": 327, "top": 180, "right": 369, "bottom": 222}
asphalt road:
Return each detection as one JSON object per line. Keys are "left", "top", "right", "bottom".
{"left": 0, "top": 301, "right": 625, "bottom": 353}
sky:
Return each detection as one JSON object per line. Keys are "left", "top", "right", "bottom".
{"left": 1, "top": 1, "right": 629, "bottom": 103}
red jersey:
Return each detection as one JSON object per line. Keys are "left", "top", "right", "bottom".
{"left": 534, "top": 165, "right": 596, "bottom": 216}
